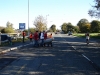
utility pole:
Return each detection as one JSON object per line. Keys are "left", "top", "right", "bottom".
{"left": 28, "top": 0, "right": 30, "bottom": 36}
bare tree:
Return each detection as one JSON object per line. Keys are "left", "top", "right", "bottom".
{"left": 33, "top": 15, "right": 47, "bottom": 31}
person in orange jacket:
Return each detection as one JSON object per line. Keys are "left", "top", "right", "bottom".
{"left": 29, "top": 32, "right": 33, "bottom": 42}
{"left": 48, "top": 33, "right": 52, "bottom": 38}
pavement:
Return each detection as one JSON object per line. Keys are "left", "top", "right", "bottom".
{"left": 0, "top": 41, "right": 33, "bottom": 54}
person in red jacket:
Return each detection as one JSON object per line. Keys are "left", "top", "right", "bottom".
{"left": 22, "top": 31, "right": 26, "bottom": 43}
{"left": 44, "top": 31, "right": 47, "bottom": 39}
{"left": 33, "top": 31, "right": 39, "bottom": 47}
{"left": 43, "top": 31, "right": 47, "bottom": 46}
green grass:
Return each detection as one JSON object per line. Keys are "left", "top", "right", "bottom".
{"left": 73, "top": 33, "right": 85, "bottom": 38}
{"left": 73, "top": 33, "right": 100, "bottom": 39}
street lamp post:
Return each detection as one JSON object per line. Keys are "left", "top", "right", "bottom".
{"left": 46, "top": 14, "right": 49, "bottom": 31}
{"left": 28, "top": 0, "right": 29, "bottom": 36}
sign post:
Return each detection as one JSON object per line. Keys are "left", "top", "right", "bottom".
{"left": 19, "top": 23, "right": 26, "bottom": 43}
{"left": 19, "top": 23, "right": 26, "bottom": 30}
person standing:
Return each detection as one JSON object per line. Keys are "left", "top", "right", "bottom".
{"left": 40, "top": 31, "right": 45, "bottom": 47}
{"left": 29, "top": 32, "right": 33, "bottom": 42}
{"left": 22, "top": 31, "right": 26, "bottom": 43}
{"left": 33, "top": 31, "right": 39, "bottom": 47}
{"left": 85, "top": 32, "right": 90, "bottom": 45}
{"left": 44, "top": 31, "right": 47, "bottom": 46}
{"left": 39, "top": 31, "right": 41, "bottom": 39}
{"left": 48, "top": 33, "right": 52, "bottom": 38}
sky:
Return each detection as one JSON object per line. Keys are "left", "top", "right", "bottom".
{"left": 0, "top": 0, "right": 97, "bottom": 30}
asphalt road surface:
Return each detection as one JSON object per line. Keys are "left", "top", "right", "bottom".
{"left": 0, "top": 34, "right": 100, "bottom": 75}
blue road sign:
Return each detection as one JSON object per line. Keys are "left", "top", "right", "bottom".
{"left": 19, "top": 23, "right": 25, "bottom": 29}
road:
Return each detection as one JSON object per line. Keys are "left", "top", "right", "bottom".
{"left": 0, "top": 34, "right": 100, "bottom": 75}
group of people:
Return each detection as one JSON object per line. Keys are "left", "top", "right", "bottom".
{"left": 29, "top": 31, "right": 53, "bottom": 47}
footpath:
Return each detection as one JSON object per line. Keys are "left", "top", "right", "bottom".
{"left": 0, "top": 41, "right": 32, "bottom": 54}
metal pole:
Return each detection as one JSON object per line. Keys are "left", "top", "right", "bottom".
{"left": 28, "top": 0, "right": 29, "bottom": 36}
{"left": 46, "top": 14, "right": 49, "bottom": 31}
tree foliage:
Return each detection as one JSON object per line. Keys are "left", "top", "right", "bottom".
{"left": 33, "top": 15, "right": 47, "bottom": 32}
{"left": 82, "top": 23, "right": 91, "bottom": 32}
{"left": 61, "top": 23, "right": 67, "bottom": 33}
{"left": 61, "top": 22, "right": 75, "bottom": 33}
{"left": 29, "top": 28, "right": 36, "bottom": 33}
{"left": 91, "top": 20, "right": 100, "bottom": 32}
{"left": 50, "top": 24, "right": 56, "bottom": 32}
{"left": 77, "top": 19, "right": 90, "bottom": 33}
{"left": 0, "top": 26, "right": 5, "bottom": 32}
{"left": 88, "top": 0, "right": 100, "bottom": 18}
{"left": 66, "top": 22, "right": 74, "bottom": 32}
{"left": 74, "top": 26, "right": 80, "bottom": 33}
{"left": 1, "top": 21, "right": 15, "bottom": 33}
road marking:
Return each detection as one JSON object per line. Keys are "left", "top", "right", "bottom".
{"left": 72, "top": 46, "right": 76, "bottom": 50}
{"left": 63, "top": 38, "right": 94, "bottom": 64}
{"left": 82, "top": 54, "right": 93, "bottom": 63}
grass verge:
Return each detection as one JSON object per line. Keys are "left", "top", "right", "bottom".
{"left": 73, "top": 33, "right": 100, "bottom": 39}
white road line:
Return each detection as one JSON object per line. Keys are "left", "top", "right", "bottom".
{"left": 54, "top": 35, "right": 94, "bottom": 64}
{"left": 63, "top": 38, "right": 93, "bottom": 64}
{"left": 72, "top": 46, "right": 76, "bottom": 50}
{"left": 82, "top": 54, "right": 93, "bottom": 63}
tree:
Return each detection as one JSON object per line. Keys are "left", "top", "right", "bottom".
{"left": 88, "top": 0, "right": 100, "bottom": 18}
{"left": 1, "top": 21, "right": 15, "bottom": 33}
{"left": 0, "top": 26, "right": 5, "bottom": 32}
{"left": 29, "top": 28, "right": 36, "bottom": 33}
{"left": 73, "top": 26, "right": 80, "bottom": 33}
{"left": 91, "top": 20, "right": 100, "bottom": 32}
{"left": 50, "top": 24, "right": 56, "bottom": 32}
{"left": 77, "top": 19, "right": 90, "bottom": 33}
{"left": 82, "top": 23, "right": 91, "bottom": 32}
{"left": 66, "top": 22, "right": 74, "bottom": 32}
{"left": 61, "top": 23, "right": 67, "bottom": 33}
{"left": 33, "top": 15, "right": 47, "bottom": 32}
